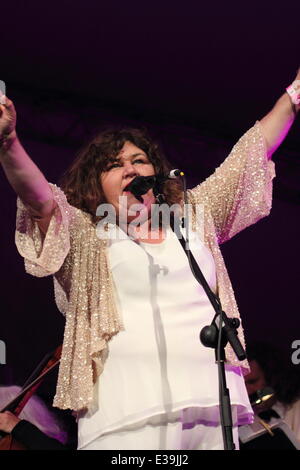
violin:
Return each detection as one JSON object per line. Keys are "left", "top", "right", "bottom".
{"left": 0, "top": 345, "right": 62, "bottom": 451}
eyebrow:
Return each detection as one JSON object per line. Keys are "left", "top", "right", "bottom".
{"left": 121, "top": 152, "right": 147, "bottom": 158}
{"left": 110, "top": 152, "right": 147, "bottom": 162}
{"left": 130, "top": 152, "right": 146, "bottom": 157}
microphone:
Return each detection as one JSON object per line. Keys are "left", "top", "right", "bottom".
{"left": 124, "top": 175, "right": 156, "bottom": 201}
{"left": 124, "top": 169, "right": 183, "bottom": 201}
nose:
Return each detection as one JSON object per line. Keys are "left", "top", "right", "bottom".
{"left": 123, "top": 161, "right": 138, "bottom": 179}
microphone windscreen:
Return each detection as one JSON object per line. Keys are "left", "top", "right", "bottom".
{"left": 125, "top": 176, "right": 156, "bottom": 197}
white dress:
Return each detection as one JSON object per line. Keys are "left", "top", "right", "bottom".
{"left": 77, "top": 225, "right": 253, "bottom": 449}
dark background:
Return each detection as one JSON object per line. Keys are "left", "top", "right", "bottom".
{"left": 0, "top": 1, "right": 299, "bottom": 402}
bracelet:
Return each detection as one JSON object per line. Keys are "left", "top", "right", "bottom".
{"left": 286, "top": 80, "right": 300, "bottom": 117}
{"left": 286, "top": 80, "right": 300, "bottom": 105}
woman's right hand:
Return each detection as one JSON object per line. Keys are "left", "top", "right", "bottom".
{"left": 0, "top": 96, "right": 17, "bottom": 138}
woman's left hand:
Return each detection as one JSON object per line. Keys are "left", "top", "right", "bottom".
{"left": 0, "top": 411, "right": 21, "bottom": 433}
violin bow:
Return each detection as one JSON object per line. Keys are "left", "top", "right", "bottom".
{"left": 1, "top": 344, "right": 62, "bottom": 415}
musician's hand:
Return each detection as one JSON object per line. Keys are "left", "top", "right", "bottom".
{"left": 0, "top": 411, "right": 21, "bottom": 433}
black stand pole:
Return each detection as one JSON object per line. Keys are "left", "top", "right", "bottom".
{"left": 201, "top": 316, "right": 241, "bottom": 450}
{"left": 169, "top": 213, "right": 246, "bottom": 450}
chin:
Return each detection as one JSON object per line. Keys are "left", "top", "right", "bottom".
{"left": 117, "top": 208, "right": 150, "bottom": 226}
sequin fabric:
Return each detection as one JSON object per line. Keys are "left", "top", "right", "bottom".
{"left": 15, "top": 121, "right": 275, "bottom": 411}
{"left": 188, "top": 121, "right": 275, "bottom": 373}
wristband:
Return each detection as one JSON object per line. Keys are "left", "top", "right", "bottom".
{"left": 286, "top": 80, "right": 300, "bottom": 105}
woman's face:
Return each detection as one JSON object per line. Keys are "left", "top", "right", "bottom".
{"left": 100, "top": 141, "right": 156, "bottom": 223}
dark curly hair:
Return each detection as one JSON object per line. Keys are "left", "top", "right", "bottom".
{"left": 246, "top": 341, "right": 300, "bottom": 405}
{"left": 59, "top": 127, "right": 183, "bottom": 224}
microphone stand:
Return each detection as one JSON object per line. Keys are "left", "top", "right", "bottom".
{"left": 169, "top": 213, "right": 246, "bottom": 450}
{"left": 127, "top": 174, "right": 247, "bottom": 449}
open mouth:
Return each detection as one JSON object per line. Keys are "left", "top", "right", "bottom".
{"left": 122, "top": 188, "right": 132, "bottom": 195}
{"left": 123, "top": 181, "right": 134, "bottom": 192}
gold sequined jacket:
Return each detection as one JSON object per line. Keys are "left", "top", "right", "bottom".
{"left": 15, "top": 122, "right": 275, "bottom": 411}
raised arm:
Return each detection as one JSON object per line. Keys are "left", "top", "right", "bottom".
{"left": 190, "top": 71, "right": 300, "bottom": 243}
{"left": 0, "top": 96, "right": 55, "bottom": 232}
{"left": 260, "top": 69, "right": 300, "bottom": 158}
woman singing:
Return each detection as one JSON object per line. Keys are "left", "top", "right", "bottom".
{"left": 0, "top": 71, "right": 299, "bottom": 450}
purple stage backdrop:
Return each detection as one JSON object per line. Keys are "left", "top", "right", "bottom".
{"left": 0, "top": 1, "right": 299, "bottom": 402}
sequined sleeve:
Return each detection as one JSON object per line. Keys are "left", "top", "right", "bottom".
{"left": 190, "top": 121, "right": 276, "bottom": 244}
{"left": 15, "top": 183, "right": 75, "bottom": 277}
